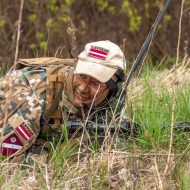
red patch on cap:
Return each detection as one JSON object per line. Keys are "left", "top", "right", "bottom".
{"left": 1, "top": 134, "right": 23, "bottom": 156}
{"left": 88, "top": 46, "right": 109, "bottom": 60}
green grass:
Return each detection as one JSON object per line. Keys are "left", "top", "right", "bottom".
{"left": 0, "top": 67, "right": 6, "bottom": 77}
{"left": 1, "top": 63, "right": 190, "bottom": 189}
{"left": 132, "top": 84, "right": 190, "bottom": 150}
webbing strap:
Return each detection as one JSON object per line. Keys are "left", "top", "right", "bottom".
{"left": 42, "top": 83, "right": 64, "bottom": 127}
{"left": 115, "top": 69, "right": 125, "bottom": 81}
{"left": 106, "top": 79, "right": 118, "bottom": 94}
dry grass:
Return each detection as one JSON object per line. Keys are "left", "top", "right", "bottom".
{"left": 0, "top": 146, "right": 186, "bottom": 190}
{"left": 128, "top": 62, "right": 190, "bottom": 100}
{"left": 1, "top": 63, "right": 190, "bottom": 189}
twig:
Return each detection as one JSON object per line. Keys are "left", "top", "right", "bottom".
{"left": 12, "top": 0, "right": 24, "bottom": 70}
{"left": 163, "top": 80, "right": 175, "bottom": 177}
{"left": 44, "top": 23, "right": 50, "bottom": 57}
{"left": 154, "top": 157, "right": 164, "bottom": 190}
{"left": 176, "top": 0, "right": 184, "bottom": 65}
{"left": 163, "top": 0, "right": 185, "bottom": 177}
{"left": 67, "top": 20, "right": 78, "bottom": 59}
{"left": 77, "top": 86, "right": 100, "bottom": 168}
{"left": 45, "top": 164, "right": 51, "bottom": 190}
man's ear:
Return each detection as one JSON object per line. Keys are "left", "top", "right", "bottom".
{"left": 111, "top": 75, "right": 118, "bottom": 82}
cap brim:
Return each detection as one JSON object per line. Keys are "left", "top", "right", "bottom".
{"left": 75, "top": 60, "right": 117, "bottom": 83}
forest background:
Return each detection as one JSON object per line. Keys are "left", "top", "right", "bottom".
{"left": 0, "top": 0, "right": 189, "bottom": 69}
{"left": 1, "top": 1, "right": 190, "bottom": 189}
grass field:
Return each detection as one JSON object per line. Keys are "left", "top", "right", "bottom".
{"left": 1, "top": 61, "right": 190, "bottom": 190}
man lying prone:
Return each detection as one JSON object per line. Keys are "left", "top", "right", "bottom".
{"left": 0, "top": 40, "right": 126, "bottom": 160}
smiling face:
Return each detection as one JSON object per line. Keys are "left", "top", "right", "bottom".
{"left": 72, "top": 74, "right": 109, "bottom": 107}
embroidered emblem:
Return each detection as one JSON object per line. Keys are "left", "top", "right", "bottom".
{"left": 1, "top": 134, "right": 23, "bottom": 156}
{"left": 88, "top": 46, "right": 109, "bottom": 60}
{"left": 10, "top": 137, "right": 16, "bottom": 143}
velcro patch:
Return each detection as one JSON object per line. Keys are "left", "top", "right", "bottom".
{"left": 11, "top": 116, "right": 34, "bottom": 142}
{"left": 1, "top": 134, "right": 23, "bottom": 156}
{"left": 88, "top": 46, "right": 109, "bottom": 60}
{"left": 15, "top": 122, "right": 32, "bottom": 142}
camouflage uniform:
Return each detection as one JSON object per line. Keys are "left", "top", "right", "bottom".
{"left": 0, "top": 64, "right": 72, "bottom": 157}
{"left": 0, "top": 58, "right": 124, "bottom": 159}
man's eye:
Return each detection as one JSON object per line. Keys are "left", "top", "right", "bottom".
{"left": 91, "top": 81, "right": 106, "bottom": 89}
{"left": 91, "top": 81, "right": 99, "bottom": 87}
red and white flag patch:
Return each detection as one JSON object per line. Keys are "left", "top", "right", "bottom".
{"left": 15, "top": 122, "right": 32, "bottom": 142}
{"left": 88, "top": 46, "right": 109, "bottom": 60}
{"left": 1, "top": 134, "right": 23, "bottom": 156}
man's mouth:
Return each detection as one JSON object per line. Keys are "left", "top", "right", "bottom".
{"left": 75, "top": 92, "right": 88, "bottom": 101}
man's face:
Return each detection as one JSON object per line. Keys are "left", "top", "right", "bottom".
{"left": 72, "top": 74, "right": 108, "bottom": 106}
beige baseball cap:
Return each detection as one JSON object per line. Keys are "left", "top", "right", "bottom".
{"left": 74, "top": 40, "right": 126, "bottom": 83}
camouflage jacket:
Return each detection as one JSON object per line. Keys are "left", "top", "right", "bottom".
{"left": 0, "top": 65, "right": 72, "bottom": 157}
{"left": 0, "top": 63, "right": 123, "bottom": 157}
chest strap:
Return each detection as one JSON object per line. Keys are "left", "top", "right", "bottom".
{"left": 43, "top": 75, "right": 65, "bottom": 126}
{"left": 42, "top": 73, "right": 78, "bottom": 135}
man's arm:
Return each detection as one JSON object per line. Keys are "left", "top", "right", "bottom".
{"left": 0, "top": 70, "right": 44, "bottom": 158}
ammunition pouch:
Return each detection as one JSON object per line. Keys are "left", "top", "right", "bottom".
{"left": 45, "top": 74, "right": 65, "bottom": 126}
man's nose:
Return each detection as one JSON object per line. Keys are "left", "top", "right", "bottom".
{"left": 78, "top": 82, "right": 89, "bottom": 93}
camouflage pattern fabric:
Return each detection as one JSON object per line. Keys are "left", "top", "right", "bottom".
{"left": 0, "top": 65, "right": 71, "bottom": 158}
{"left": 0, "top": 63, "right": 122, "bottom": 159}
{"left": 0, "top": 67, "right": 47, "bottom": 133}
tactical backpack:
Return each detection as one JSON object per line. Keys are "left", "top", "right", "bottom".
{"left": 16, "top": 57, "right": 77, "bottom": 135}
{"left": 16, "top": 57, "right": 74, "bottom": 69}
